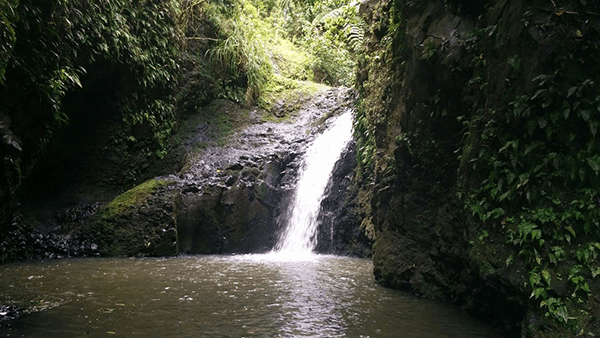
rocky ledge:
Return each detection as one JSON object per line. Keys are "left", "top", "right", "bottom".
{"left": 2, "top": 87, "right": 370, "bottom": 259}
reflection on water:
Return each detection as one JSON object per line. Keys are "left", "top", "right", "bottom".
{"left": 0, "top": 255, "right": 504, "bottom": 337}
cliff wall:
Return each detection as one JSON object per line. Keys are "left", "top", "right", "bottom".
{"left": 357, "top": 0, "right": 600, "bottom": 336}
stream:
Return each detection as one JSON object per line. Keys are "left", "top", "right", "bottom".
{"left": 0, "top": 255, "right": 503, "bottom": 337}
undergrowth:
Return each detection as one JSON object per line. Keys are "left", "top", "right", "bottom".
{"left": 204, "top": 0, "right": 363, "bottom": 105}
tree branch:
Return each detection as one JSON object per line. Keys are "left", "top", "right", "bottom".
{"left": 186, "top": 36, "right": 218, "bottom": 41}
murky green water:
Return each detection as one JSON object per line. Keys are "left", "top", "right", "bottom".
{"left": 0, "top": 255, "right": 503, "bottom": 337}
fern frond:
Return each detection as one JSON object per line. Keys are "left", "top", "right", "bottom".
{"left": 278, "top": 0, "right": 293, "bottom": 12}
{"left": 312, "top": 7, "right": 344, "bottom": 26}
{"left": 345, "top": 21, "right": 365, "bottom": 52}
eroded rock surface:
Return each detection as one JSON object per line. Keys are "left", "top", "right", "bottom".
{"left": 316, "top": 140, "right": 370, "bottom": 257}
{"left": 21, "top": 87, "right": 364, "bottom": 258}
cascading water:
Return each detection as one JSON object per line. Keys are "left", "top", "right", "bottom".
{"left": 275, "top": 110, "right": 354, "bottom": 255}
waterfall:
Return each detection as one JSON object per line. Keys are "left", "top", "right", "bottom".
{"left": 275, "top": 110, "right": 354, "bottom": 255}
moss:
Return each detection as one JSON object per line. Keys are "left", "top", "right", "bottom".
{"left": 181, "top": 99, "right": 254, "bottom": 151}
{"left": 259, "top": 75, "right": 329, "bottom": 113}
{"left": 358, "top": 0, "right": 600, "bottom": 335}
{"left": 84, "top": 178, "right": 177, "bottom": 257}
{"left": 242, "top": 167, "right": 261, "bottom": 177}
{"left": 103, "top": 179, "right": 171, "bottom": 218}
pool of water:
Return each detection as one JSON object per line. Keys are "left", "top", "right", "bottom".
{"left": 0, "top": 255, "right": 503, "bottom": 337}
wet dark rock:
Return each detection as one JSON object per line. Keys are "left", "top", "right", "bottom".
{"left": 0, "top": 86, "right": 365, "bottom": 261}
{"left": 147, "top": 87, "right": 360, "bottom": 255}
{"left": 225, "top": 175, "right": 237, "bottom": 186}
{"left": 0, "top": 201, "right": 106, "bottom": 262}
{"left": 357, "top": 0, "right": 600, "bottom": 336}
{"left": 356, "top": 1, "right": 530, "bottom": 331}
{"left": 181, "top": 185, "right": 201, "bottom": 194}
{"left": 227, "top": 163, "right": 243, "bottom": 171}
{"left": 29, "top": 86, "right": 363, "bottom": 258}
{"left": 55, "top": 202, "right": 101, "bottom": 228}
{"left": 316, "top": 140, "right": 371, "bottom": 257}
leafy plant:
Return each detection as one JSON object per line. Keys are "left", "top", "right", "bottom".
{"left": 1, "top": 0, "right": 183, "bottom": 180}
{"left": 460, "top": 6, "right": 600, "bottom": 329}
{"left": 208, "top": 2, "right": 273, "bottom": 104}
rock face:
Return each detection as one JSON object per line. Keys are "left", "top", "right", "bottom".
{"left": 82, "top": 179, "right": 179, "bottom": 257}
{"left": 11, "top": 87, "right": 366, "bottom": 260}
{"left": 160, "top": 87, "right": 363, "bottom": 256}
{"left": 357, "top": 0, "right": 600, "bottom": 337}
{"left": 173, "top": 155, "right": 290, "bottom": 255}
{"left": 316, "top": 140, "right": 371, "bottom": 257}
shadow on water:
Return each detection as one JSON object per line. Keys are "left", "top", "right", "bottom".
{"left": 0, "top": 255, "right": 504, "bottom": 337}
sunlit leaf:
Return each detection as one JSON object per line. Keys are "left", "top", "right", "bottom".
{"left": 542, "top": 269, "right": 551, "bottom": 283}
{"left": 555, "top": 306, "right": 569, "bottom": 323}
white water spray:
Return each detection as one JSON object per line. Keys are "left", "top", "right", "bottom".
{"left": 275, "top": 110, "right": 354, "bottom": 256}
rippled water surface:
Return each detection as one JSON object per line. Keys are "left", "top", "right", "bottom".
{"left": 0, "top": 255, "right": 503, "bottom": 337}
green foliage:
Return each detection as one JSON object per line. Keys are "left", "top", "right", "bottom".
{"left": 80, "top": 0, "right": 181, "bottom": 162}
{"left": 352, "top": 0, "right": 406, "bottom": 181}
{"left": 0, "top": 0, "right": 18, "bottom": 84}
{"left": 272, "top": 0, "right": 363, "bottom": 86}
{"left": 204, "top": 0, "right": 362, "bottom": 102}
{"left": 0, "top": 0, "right": 182, "bottom": 188}
{"left": 312, "top": 3, "right": 365, "bottom": 55}
{"left": 460, "top": 6, "right": 600, "bottom": 330}
{"left": 0, "top": 0, "right": 181, "bottom": 164}
{"left": 268, "top": 37, "right": 313, "bottom": 81}
{"left": 258, "top": 74, "right": 327, "bottom": 112}
{"left": 354, "top": 103, "right": 376, "bottom": 177}
{"left": 208, "top": 1, "right": 273, "bottom": 104}
{"left": 307, "top": 34, "right": 355, "bottom": 86}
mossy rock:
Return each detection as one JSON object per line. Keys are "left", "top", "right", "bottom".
{"left": 259, "top": 76, "right": 329, "bottom": 117}
{"left": 84, "top": 178, "right": 177, "bottom": 257}
{"left": 102, "top": 179, "right": 171, "bottom": 218}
